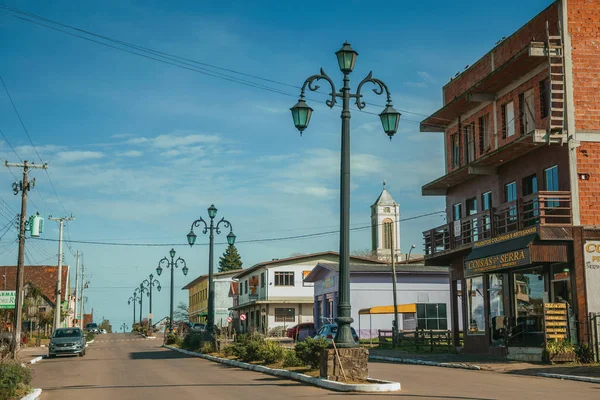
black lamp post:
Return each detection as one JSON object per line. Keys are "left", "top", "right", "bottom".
{"left": 142, "top": 274, "right": 161, "bottom": 331}
{"left": 136, "top": 285, "right": 147, "bottom": 325}
{"left": 157, "top": 248, "right": 187, "bottom": 333}
{"left": 120, "top": 322, "right": 128, "bottom": 333}
{"left": 127, "top": 291, "right": 140, "bottom": 327}
{"left": 290, "top": 42, "right": 400, "bottom": 348}
{"left": 186, "top": 204, "right": 236, "bottom": 334}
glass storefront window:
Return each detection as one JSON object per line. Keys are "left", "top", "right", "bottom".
{"left": 416, "top": 303, "right": 448, "bottom": 330}
{"left": 512, "top": 267, "right": 545, "bottom": 347}
{"left": 467, "top": 277, "right": 485, "bottom": 335}
{"left": 488, "top": 273, "right": 505, "bottom": 346}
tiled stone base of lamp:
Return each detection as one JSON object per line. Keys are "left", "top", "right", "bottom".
{"left": 320, "top": 347, "right": 369, "bottom": 382}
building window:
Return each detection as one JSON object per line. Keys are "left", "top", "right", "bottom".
{"left": 545, "top": 165, "right": 560, "bottom": 207}
{"left": 274, "top": 307, "right": 295, "bottom": 322}
{"left": 466, "top": 276, "right": 485, "bottom": 335}
{"left": 245, "top": 280, "right": 248, "bottom": 294}
{"left": 478, "top": 114, "right": 490, "bottom": 153}
{"left": 540, "top": 79, "right": 550, "bottom": 118}
{"left": 452, "top": 203, "right": 462, "bottom": 222}
{"left": 451, "top": 133, "right": 460, "bottom": 168}
{"left": 416, "top": 303, "right": 447, "bottom": 330}
{"left": 464, "top": 123, "right": 475, "bottom": 163}
{"left": 382, "top": 218, "right": 393, "bottom": 249}
{"left": 545, "top": 165, "right": 559, "bottom": 191}
{"left": 505, "top": 181, "right": 517, "bottom": 224}
{"left": 260, "top": 272, "right": 265, "bottom": 288}
{"left": 502, "top": 101, "right": 515, "bottom": 138}
{"left": 519, "top": 89, "right": 535, "bottom": 135}
{"left": 274, "top": 272, "right": 295, "bottom": 286}
{"left": 522, "top": 174, "right": 539, "bottom": 226}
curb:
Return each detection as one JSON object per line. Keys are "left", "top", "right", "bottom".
{"left": 86, "top": 339, "right": 95, "bottom": 344}
{"left": 536, "top": 372, "right": 600, "bottom": 384}
{"left": 20, "top": 388, "right": 42, "bottom": 400}
{"left": 368, "top": 355, "right": 481, "bottom": 371}
{"left": 163, "top": 345, "right": 400, "bottom": 392}
{"left": 29, "top": 356, "right": 43, "bottom": 365}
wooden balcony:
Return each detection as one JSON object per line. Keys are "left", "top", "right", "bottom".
{"left": 423, "top": 191, "right": 572, "bottom": 263}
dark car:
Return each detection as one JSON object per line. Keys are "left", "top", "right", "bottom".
{"left": 49, "top": 328, "right": 86, "bottom": 358}
{"left": 85, "top": 322, "right": 100, "bottom": 334}
{"left": 286, "top": 322, "right": 316, "bottom": 341}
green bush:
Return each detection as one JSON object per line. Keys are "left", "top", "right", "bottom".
{"left": 295, "top": 337, "right": 328, "bottom": 369}
{"left": 222, "top": 345, "right": 235, "bottom": 357}
{"left": 182, "top": 334, "right": 203, "bottom": 351}
{"left": 575, "top": 343, "right": 595, "bottom": 363}
{"left": 86, "top": 332, "right": 95, "bottom": 342}
{"left": 165, "top": 333, "right": 182, "bottom": 346}
{"left": 282, "top": 350, "right": 304, "bottom": 368}
{"left": 201, "top": 342, "right": 214, "bottom": 354}
{"left": 259, "top": 340, "right": 285, "bottom": 364}
{"left": 0, "top": 360, "right": 32, "bottom": 400}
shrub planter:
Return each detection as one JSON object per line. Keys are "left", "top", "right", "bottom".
{"left": 548, "top": 351, "right": 577, "bottom": 364}
{"left": 163, "top": 345, "right": 400, "bottom": 392}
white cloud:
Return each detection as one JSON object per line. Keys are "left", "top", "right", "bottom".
{"left": 127, "top": 132, "right": 221, "bottom": 149}
{"left": 55, "top": 151, "right": 104, "bottom": 163}
{"left": 111, "top": 133, "right": 135, "bottom": 139}
{"left": 417, "top": 71, "right": 435, "bottom": 83}
{"left": 118, "top": 150, "right": 143, "bottom": 157}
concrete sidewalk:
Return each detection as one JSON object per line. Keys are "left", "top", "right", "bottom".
{"left": 17, "top": 346, "right": 47, "bottom": 363}
{"left": 369, "top": 348, "right": 600, "bottom": 379}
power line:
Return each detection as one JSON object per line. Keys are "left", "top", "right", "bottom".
{"left": 0, "top": 5, "right": 433, "bottom": 123}
{"left": 28, "top": 210, "right": 444, "bottom": 247}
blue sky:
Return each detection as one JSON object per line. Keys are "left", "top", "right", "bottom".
{"left": 0, "top": 0, "right": 553, "bottom": 328}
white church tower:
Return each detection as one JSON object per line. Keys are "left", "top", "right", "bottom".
{"left": 371, "top": 181, "right": 401, "bottom": 262}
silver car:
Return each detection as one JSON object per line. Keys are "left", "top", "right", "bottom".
{"left": 48, "top": 328, "right": 86, "bottom": 358}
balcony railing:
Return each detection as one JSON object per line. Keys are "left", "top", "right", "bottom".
{"left": 423, "top": 191, "right": 572, "bottom": 256}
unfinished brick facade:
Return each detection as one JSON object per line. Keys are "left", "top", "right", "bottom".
{"left": 421, "top": 0, "right": 600, "bottom": 356}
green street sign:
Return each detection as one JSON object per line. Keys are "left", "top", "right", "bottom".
{"left": 0, "top": 291, "right": 16, "bottom": 309}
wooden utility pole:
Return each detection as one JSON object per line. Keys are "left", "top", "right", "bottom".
{"left": 4, "top": 160, "right": 48, "bottom": 358}
{"left": 48, "top": 215, "right": 75, "bottom": 331}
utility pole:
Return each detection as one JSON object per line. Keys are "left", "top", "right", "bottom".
{"left": 49, "top": 215, "right": 75, "bottom": 331}
{"left": 81, "top": 278, "right": 89, "bottom": 330}
{"left": 73, "top": 250, "right": 80, "bottom": 328}
{"left": 5, "top": 160, "right": 47, "bottom": 358}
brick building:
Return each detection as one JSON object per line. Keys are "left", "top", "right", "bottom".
{"left": 1, "top": 265, "right": 70, "bottom": 331}
{"left": 421, "top": 0, "right": 600, "bottom": 360}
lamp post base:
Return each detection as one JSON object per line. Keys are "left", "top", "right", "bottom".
{"left": 320, "top": 347, "right": 369, "bottom": 382}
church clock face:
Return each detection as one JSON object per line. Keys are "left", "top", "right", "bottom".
{"left": 384, "top": 207, "right": 391, "bottom": 213}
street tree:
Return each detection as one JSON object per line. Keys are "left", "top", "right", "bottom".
{"left": 218, "top": 245, "right": 243, "bottom": 272}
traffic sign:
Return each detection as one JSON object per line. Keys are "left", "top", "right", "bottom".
{"left": 240, "top": 314, "right": 247, "bottom": 321}
{"left": 226, "top": 316, "right": 232, "bottom": 323}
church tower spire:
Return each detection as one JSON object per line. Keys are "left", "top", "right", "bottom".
{"left": 371, "top": 181, "right": 401, "bottom": 261}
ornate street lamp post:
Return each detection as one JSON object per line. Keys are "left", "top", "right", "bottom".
{"left": 142, "top": 274, "right": 161, "bottom": 332}
{"left": 186, "top": 204, "right": 236, "bottom": 334}
{"left": 290, "top": 42, "right": 400, "bottom": 347}
{"left": 128, "top": 291, "right": 140, "bottom": 328}
{"left": 157, "top": 248, "right": 187, "bottom": 333}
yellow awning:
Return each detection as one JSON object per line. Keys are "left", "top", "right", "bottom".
{"left": 358, "top": 304, "right": 417, "bottom": 315}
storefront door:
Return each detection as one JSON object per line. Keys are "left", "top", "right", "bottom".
{"left": 488, "top": 273, "right": 506, "bottom": 346}
{"left": 512, "top": 266, "right": 546, "bottom": 347}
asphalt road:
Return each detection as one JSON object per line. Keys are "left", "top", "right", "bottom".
{"left": 32, "top": 333, "right": 599, "bottom": 399}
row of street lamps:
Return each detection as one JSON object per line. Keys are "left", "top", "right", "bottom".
{"left": 123, "top": 43, "right": 396, "bottom": 345}
{"left": 125, "top": 204, "right": 236, "bottom": 335}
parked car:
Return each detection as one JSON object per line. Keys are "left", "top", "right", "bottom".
{"left": 84, "top": 322, "right": 100, "bottom": 334}
{"left": 190, "top": 323, "right": 206, "bottom": 333}
{"left": 286, "top": 323, "right": 316, "bottom": 341}
{"left": 314, "top": 324, "right": 359, "bottom": 344}
{"left": 100, "top": 329, "right": 107, "bottom": 334}
{"left": 48, "top": 328, "right": 86, "bottom": 358}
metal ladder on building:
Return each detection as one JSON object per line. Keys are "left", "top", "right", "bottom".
{"left": 546, "top": 20, "right": 566, "bottom": 145}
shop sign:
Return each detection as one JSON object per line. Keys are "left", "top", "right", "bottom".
{"left": 322, "top": 276, "right": 335, "bottom": 290}
{"left": 465, "top": 248, "right": 530, "bottom": 277}
{"left": 543, "top": 303, "right": 568, "bottom": 340}
{"left": 0, "top": 291, "right": 16, "bottom": 309}
{"left": 584, "top": 240, "right": 600, "bottom": 313}
{"left": 473, "top": 226, "right": 537, "bottom": 248}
